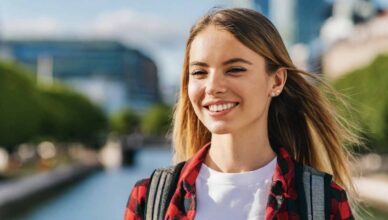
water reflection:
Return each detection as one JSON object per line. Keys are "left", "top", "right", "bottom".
{"left": 9, "top": 147, "right": 171, "bottom": 220}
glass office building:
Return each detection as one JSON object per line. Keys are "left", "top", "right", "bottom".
{"left": 0, "top": 40, "right": 161, "bottom": 113}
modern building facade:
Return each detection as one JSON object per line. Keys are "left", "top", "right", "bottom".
{"left": 0, "top": 40, "right": 160, "bottom": 113}
{"left": 294, "top": 0, "right": 331, "bottom": 44}
{"left": 253, "top": 0, "right": 270, "bottom": 17}
{"left": 254, "top": 0, "right": 331, "bottom": 45}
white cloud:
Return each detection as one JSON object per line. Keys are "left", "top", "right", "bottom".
{"left": 81, "top": 8, "right": 189, "bottom": 91}
{"left": 82, "top": 8, "right": 187, "bottom": 49}
{"left": 2, "top": 16, "right": 63, "bottom": 38}
{"left": 1, "top": 8, "right": 187, "bottom": 92}
{"left": 2, "top": 8, "right": 187, "bottom": 48}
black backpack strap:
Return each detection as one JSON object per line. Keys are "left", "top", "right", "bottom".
{"left": 300, "top": 165, "right": 332, "bottom": 220}
{"left": 145, "top": 161, "right": 186, "bottom": 220}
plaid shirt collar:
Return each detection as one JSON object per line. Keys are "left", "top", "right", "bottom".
{"left": 175, "top": 142, "right": 298, "bottom": 219}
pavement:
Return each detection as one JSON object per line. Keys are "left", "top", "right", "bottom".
{"left": 0, "top": 163, "right": 99, "bottom": 209}
{"left": 354, "top": 175, "right": 388, "bottom": 209}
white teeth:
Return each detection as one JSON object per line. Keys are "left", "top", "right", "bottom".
{"left": 208, "top": 103, "right": 237, "bottom": 112}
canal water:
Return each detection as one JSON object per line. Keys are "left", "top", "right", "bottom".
{"left": 5, "top": 147, "right": 388, "bottom": 220}
{"left": 9, "top": 147, "right": 172, "bottom": 220}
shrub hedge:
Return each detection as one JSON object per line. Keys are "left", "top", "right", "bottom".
{"left": 333, "top": 54, "right": 388, "bottom": 152}
{"left": 0, "top": 60, "right": 107, "bottom": 150}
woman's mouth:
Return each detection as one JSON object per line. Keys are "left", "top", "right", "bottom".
{"left": 204, "top": 102, "right": 239, "bottom": 116}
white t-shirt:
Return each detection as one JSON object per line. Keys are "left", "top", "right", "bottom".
{"left": 194, "top": 157, "right": 277, "bottom": 220}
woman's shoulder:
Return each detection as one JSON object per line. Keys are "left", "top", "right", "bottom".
{"left": 328, "top": 180, "right": 353, "bottom": 219}
{"left": 296, "top": 163, "right": 353, "bottom": 219}
{"left": 329, "top": 180, "right": 351, "bottom": 207}
{"left": 133, "top": 178, "right": 151, "bottom": 190}
{"left": 129, "top": 178, "right": 151, "bottom": 202}
{"left": 125, "top": 178, "right": 150, "bottom": 220}
{"left": 300, "top": 164, "right": 350, "bottom": 200}
{"left": 329, "top": 181, "right": 348, "bottom": 198}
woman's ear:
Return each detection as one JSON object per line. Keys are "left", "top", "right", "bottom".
{"left": 269, "top": 68, "right": 287, "bottom": 97}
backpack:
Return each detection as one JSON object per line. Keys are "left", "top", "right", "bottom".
{"left": 145, "top": 162, "right": 332, "bottom": 220}
{"left": 144, "top": 161, "right": 186, "bottom": 220}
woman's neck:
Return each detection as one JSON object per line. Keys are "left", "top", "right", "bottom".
{"left": 205, "top": 131, "right": 276, "bottom": 173}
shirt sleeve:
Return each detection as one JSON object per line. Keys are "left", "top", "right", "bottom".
{"left": 124, "top": 178, "right": 150, "bottom": 220}
{"left": 330, "top": 181, "right": 354, "bottom": 220}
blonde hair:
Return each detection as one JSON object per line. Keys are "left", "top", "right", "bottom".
{"left": 171, "top": 7, "right": 361, "bottom": 213}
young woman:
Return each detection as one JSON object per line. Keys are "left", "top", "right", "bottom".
{"left": 125, "top": 8, "right": 359, "bottom": 220}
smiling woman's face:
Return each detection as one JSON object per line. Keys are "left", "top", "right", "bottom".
{"left": 188, "top": 25, "right": 275, "bottom": 135}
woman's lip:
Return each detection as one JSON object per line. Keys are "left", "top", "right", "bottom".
{"left": 203, "top": 101, "right": 239, "bottom": 108}
{"left": 205, "top": 103, "right": 238, "bottom": 116}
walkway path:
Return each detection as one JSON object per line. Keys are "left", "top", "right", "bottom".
{"left": 0, "top": 163, "right": 99, "bottom": 211}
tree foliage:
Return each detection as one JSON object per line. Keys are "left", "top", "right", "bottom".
{"left": 141, "top": 104, "right": 172, "bottom": 136}
{"left": 109, "top": 108, "right": 141, "bottom": 135}
{"left": 333, "top": 54, "right": 388, "bottom": 152}
{"left": 0, "top": 60, "right": 107, "bottom": 150}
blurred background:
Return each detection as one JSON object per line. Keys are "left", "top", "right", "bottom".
{"left": 0, "top": 0, "right": 387, "bottom": 219}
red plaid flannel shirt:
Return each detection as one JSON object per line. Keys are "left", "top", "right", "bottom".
{"left": 124, "top": 143, "right": 353, "bottom": 220}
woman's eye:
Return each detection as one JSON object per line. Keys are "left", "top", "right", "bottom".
{"left": 190, "top": 70, "right": 206, "bottom": 75}
{"left": 190, "top": 68, "right": 246, "bottom": 76}
{"left": 227, "top": 68, "right": 246, "bottom": 73}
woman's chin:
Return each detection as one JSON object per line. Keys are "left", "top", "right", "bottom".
{"left": 207, "top": 124, "right": 233, "bottom": 134}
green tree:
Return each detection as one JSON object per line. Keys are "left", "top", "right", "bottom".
{"left": 333, "top": 54, "right": 388, "bottom": 152}
{"left": 141, "top": 104, "right": 172, "bottom": 136}
{"left": 37, "top": 85, "right": 107, "bottom": 147}
{"left": 109, "top": 108, "right": 140, "bottom": 135}
{"left": 0, "top": 61, "right": 44, "bottom": 150}
{"left": 0, "top": 60, "right": 107, "bottom": 150}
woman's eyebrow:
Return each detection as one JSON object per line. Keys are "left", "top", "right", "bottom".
{"left": 189, "top": 57, "right": 253, "bottom": 67}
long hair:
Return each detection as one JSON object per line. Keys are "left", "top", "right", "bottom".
{"left": 171, "top": 7, "right": 361, "bottom": 211}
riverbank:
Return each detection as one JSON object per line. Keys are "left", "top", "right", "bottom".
{"left": 355, "top": 175, "right": 388, "bottom": 210}
{"left": 0, "top": 162, "right": 100, "bottom": 218}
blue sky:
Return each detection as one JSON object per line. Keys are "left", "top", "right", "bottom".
{"left": 1, "top": 0, "right": 244, "bottom": 35}
{"left": 0, "top": 0, "right": 254, "bottom": 94}
{"left": 1, "top": 0, "right": 387, "bottom": 95}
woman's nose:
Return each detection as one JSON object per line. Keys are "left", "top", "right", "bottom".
{"left": 205, "top": 72, "right": 227, "bottom": 95}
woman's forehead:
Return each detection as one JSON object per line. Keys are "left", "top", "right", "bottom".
{"left": 190, "top": 26, "right": 240, "bottom": 53}
{"left": 189, "top": 27, "right": 264, "bottom": 66}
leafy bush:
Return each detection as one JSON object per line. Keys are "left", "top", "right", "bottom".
{"left": 0, "top": 60, "right": 107, "bottom": 150}
{"left": 109, "top": 108, "right": 140, "bottom": 135}
{"left": 37, "top": 85, "right": 107, "bottom": 146}
{"left": 0, "top": 61, "right": 44, "bottom": 149}
{"left": 332, "top": 54, "right": 388, "bottom": 152}
{"left": 141, "top": 104, "right": 172, "bottom": 136}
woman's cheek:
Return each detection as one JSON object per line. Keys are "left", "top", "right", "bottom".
{"left": 188, "top": 81, "right": 203, "bottom": 106}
